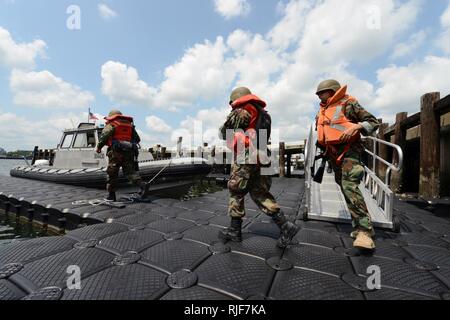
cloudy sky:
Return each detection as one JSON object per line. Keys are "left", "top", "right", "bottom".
{"left": 1, "top": 0, "right": 450, "bottom": 151}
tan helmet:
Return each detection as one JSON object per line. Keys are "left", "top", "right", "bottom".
{"left": 316, "top": 79, "right": 341, "bottom": 95}
{"left": 230, "top": 87, "right": 252, "bottom": 104}
{"left": 108, "top": 109, "right": 123, "bottom": 118}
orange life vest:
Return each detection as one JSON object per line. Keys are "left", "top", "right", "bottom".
{"left": 104, "top": 115, "right": 134, "bottom": 147}
{"left": 316, "top": 85, "right": 360, "bottom": 147}
{"left": 228, "top": 94, "right": 266, "bottom": 151}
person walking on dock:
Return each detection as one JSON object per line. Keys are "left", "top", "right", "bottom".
{"left": 96, "top": 109, "right": 147, "bottom": 202}
{"left": 218, "top": 87, "right": 298, "bottom": 248}
{"left": 315, "top": 80, "right": 380, "bottom": 250}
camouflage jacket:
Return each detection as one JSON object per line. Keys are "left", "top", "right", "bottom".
{"left": 316, "top": 100, "right": 380, "bottom": 159}
{"left": 97, "top": 124, "right": 141, "bottom": 150}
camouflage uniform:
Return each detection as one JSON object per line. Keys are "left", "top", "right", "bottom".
{"left": 220, "top": 108, "right": 280, "bottom": 218}
{"left": 97, "top": 124, "right": 143, "bottom": 193}
{"left": 318, "top": 100, "right": 380, "bottom": 232}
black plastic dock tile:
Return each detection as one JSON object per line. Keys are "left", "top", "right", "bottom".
{"left": 227, "top": 235, "right": 283, "bottom": 259}
{"left": 15, "top": 248, "right": 114, "bottom": 289}
{"left": 195, "top": 252, "right": 273, "bottom": 299}
{"left": 388, "top": 233, "right": 450, "bottom": 249}
{"left": 297, "top": 220, "right": 338, "bottom": 232}
{"left": 177, "top": 210, "right": 216, "bottom": 222}
{"left": 269, "top": 268, "right": 364, "bottom": 300}
{"left": 141, "top": 239, "right": 210, "bottom": 272}
{"left": 420, "top": 222, "right": 450, "bottom": 236}
{"left": 341, "top": 237, "right": 413, "bottom": 261}
{"left": 146, "top": 218, "right": 196, "bottom": 234}
{"left": 65, "top": 223, "right": 129, "bottom": 241}
{"left": 404, "top": 245, "right": 450, "bottom": 269}
{"left": 114, "top": 213, "right": 163, "bottom": 226}
{"left": 351, "top": 256, "right": 448, "bottom": 297}
{"left": 161, "top": 286, "right": 234, "bottom": 300}
{"left": 364, "top": 287, "right": 437, "bottom": 300}
{"left": 62, "top": 264, "right": 168, "bottom": 300}
{"left": 0, "top": 237, "right": 77, "bottom": 266}
{"left": 0, "top": 280, "right": 26, "bottom": 300}
{"left": 293, "top": 229, "right": 343, "bottom": 248}
{"left": 98, "top": 229, "right": 164, "bottom": 253}
{"left": 182, "top": 225, "right": 225, "bottom": 245}
{"left": 283, "top": 244, "right": 353, "bottom": 276}
{"left": 208, "top": 215, "right": 236, "bottom": 228}
{"left": 246, "top": 222, "right": 281, "bottom": 239}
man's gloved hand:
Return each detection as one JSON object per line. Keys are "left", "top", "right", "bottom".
{"left": 96, "top": 147, "right": 102, "bottom": 154}
{"left": 340, "top": 124, "right": 363, "bottom": 143}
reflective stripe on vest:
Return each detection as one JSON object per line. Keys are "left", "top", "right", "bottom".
{"left": 317, "top": 96, "right": 360, "bottom": 146}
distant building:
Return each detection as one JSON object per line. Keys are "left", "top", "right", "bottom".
{"left": 0, "top": 147, "right": 6, "bottom": 158}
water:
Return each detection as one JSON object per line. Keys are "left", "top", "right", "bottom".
{"left": 0, "top": 159, "right": 27, "bottom": 176}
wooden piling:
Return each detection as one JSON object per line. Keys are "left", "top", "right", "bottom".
{"left": 419, "top": 92, "right": 441, "bottom": 199}
{"left": 377, "top": 123, "right": 389, "bottom": 181}
{"left": 279, "top": 142, "right": 286, "bottom": 177}
{"left": 390, "top": 112, "right": 408, "bottom": 192}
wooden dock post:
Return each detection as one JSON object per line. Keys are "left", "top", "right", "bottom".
{"left": 419, "top": 92, "right": 441, "bottom": 199}
{"left": 377, "top": 123, "right": 389, "bottom": 181}
{"left": 391, "top": 112, "right": 408, "bottom": 192}
{"left": 286, "top": 154, "right": 292, "bottom": 177}
{"left": 279, "top": 142, "right": 285, "bottom": 177}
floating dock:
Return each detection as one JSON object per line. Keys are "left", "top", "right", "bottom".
{"left": 1, "top": 175, "right": 450, "bottom": 300}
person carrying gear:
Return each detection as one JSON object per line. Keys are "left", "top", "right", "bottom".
{"left": 218, "top": 87, "right": 298, "bottom": 248}
{"left": 96, "top": 109, "right": 147, "bottom": 202}
{"left": 315, "top": 79, "right": 380, "bottom": 250}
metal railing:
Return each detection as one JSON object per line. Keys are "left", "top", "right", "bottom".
{"left": 304, "top": 125, "right": 404, "bottom": 228}
{"left": 360, "top": 136, "right": 404, "bottom": 223}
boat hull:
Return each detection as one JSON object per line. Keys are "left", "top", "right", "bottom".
{"left": 10, "top": 158, "right": 211, "bottom": 189}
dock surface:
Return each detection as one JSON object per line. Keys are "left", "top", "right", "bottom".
{"left": 1, "top": 176, "right": 450, "bottom": 300}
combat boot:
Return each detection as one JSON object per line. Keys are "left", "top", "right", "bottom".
{"left": 218, "top": 217, "right": 243, "bottom": 243}
{"left": 353, "top": 230, "right": 376, "bottom": 250}
{"left": 106, "top": 192, "right": 116, "bottom": 202}
{"left": 272, "top": 211, "right": 299, "bottom": 248}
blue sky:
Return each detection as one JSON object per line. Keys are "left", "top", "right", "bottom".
{"left": 1, "top": 0, "right": 450, "bottom": 151}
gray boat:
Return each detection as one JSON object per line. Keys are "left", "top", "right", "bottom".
{"left": 10, "top": 123, "right": 211, "bottom": 192}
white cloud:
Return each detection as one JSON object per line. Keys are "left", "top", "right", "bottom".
{"left": 155, "top": 37, "right": 233, "bottom": 108}
{"left": 10, "top": 69, "right": 95, "bottom": 109}
{"left": 101, "top": 61, "right": 157, "bottom": 108}
{"left": 98, "top": 3, "right": 118, "bottom": 20}
{"left": 372, "top": 56, "right": 450, "bottom": 115}
{"left": 0, "top": 26, "right": 46, "bottom": 69}
{"left": 436, "top": 2, "right": 450, "bottom": 54}
{"left": 101, "top": 37, "right": 233, "bottom": 110}
{"left": 391, "top": 30, "right": 427, "bottom": 59}
{"left": 103, "top": 0, "right": 436, "bottom": 143}
{"left": 214, "top": 0, "right": 251, "bottom": 19}
{"left": 268, "top": 0, "right": 311, "bottom": 50}
{"left": 146, "top": 115, "right": 172, "bottom": 133}
{"left": 441, "top": 2, "right": 450, "bottom": 28}
{"left": 0, "top": 112, "right": 88, "bottom": 150}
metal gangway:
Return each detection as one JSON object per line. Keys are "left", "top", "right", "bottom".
{"left": 303, "top": 125, "right": 404, "bottom": 231}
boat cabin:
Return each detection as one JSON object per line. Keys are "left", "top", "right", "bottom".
{"left": 52, "top": 123, "right": 153, "bottom": 169}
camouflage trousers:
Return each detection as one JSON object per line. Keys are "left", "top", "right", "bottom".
{"left": 106, "top": 150, "right": 143, "bottom": 193}
{"left": 330, "top": 154, "right": 374, "bottom": 232}
{"left": 228, "top": 164, "right": 280, "bottom": 218}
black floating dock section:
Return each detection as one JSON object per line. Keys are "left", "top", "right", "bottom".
{"left": 1, "top": 175, "right": 450, "bottom": 300}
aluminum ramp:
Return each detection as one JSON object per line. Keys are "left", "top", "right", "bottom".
{"left": 304, "top": 126, "right": 404, "bottom": 231}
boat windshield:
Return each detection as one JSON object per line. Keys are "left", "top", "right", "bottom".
{"left": 73, "top": 131, "right": 97, "bottom": 148}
